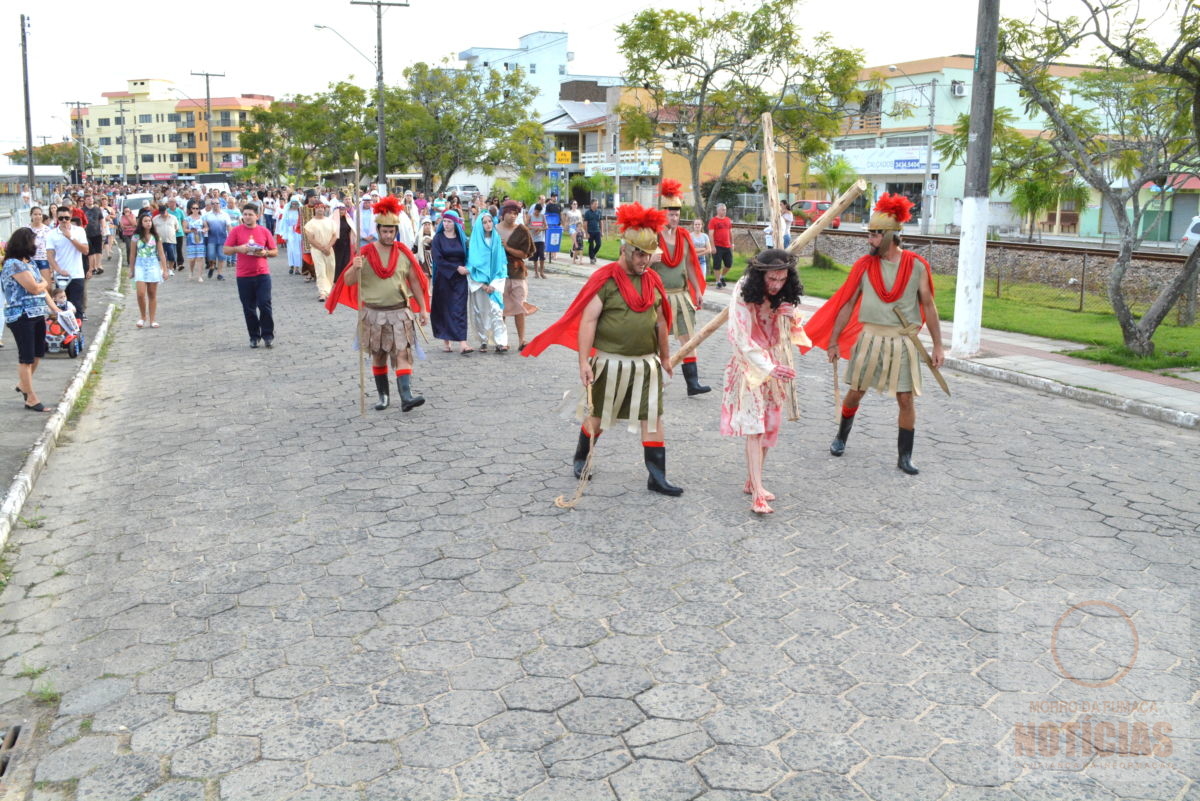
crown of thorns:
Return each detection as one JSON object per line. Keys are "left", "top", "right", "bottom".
{"left": 747, "top": 249, "right": 798, "bottom": 271}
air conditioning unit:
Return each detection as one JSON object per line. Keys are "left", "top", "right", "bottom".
{"left": 951, "top": 81, "right": 967, "bottom": 97}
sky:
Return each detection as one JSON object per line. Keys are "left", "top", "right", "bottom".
{"left": 0, "top": 0, "right": 1174, "bottom": 157}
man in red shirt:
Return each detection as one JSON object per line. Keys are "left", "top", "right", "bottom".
{"left": 223, "top": 203, "right": 279, "bottom": 348}
{"left": 707, "top": 203, "right": 733, "bottom": 288}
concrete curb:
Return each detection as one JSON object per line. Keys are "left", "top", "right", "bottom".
{"left": 0, "top": 296, "right": 120, "bottom": 552}
{"left": 942, "top": 356, "right": 1200, "bottom": 430}
{"left": 543, "top": 262, "right": 1200, "bottom": 431}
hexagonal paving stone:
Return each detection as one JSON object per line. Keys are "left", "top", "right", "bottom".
{"left": 559, "top": 697, "right": 645, "bottom": 736}
{"left": 75, "top": 753, "right": 162, "bottom": 801}
{"left": 253, "top": 665, "right": 326, "bottom": 698}
{"left": 455, "top": 751, "right": 547, "bottom": 797}
{"left": 219, "top": 759, "right": 308, "bottom": 801}
{"left": 930, "top": 743, "right": 1022, "bottom": 786}
{"left": 576, "top": 664, "right": 655, "bottom": 699}
{"left": 635, "top": 684, "right": 718, "bottom": 720}
{"left": 501, "top": 676, "right": 580, "bottom": 712}
{"left": 775, "top": 695, "right": 861, "bottom": 733}
{"left": 702, "top": 707, "right": 789, "bottom": 746}
{"left": 363, "top": 767, "right": 460, "bottom": 801}
{"left": 479, "top": 710, "right": 566, "bottom": 751}
{"left": 772, "top": 772, "right": 870, "bottom": 801}
{"left": 174, "top": 678, "right": 251, "bottom": 713}
{"left": 845, "top": 683, "right": 931, "bottom": 719}
{"left": 522, "top": 646, "right": 596, "bottom": 677}
{"left": 171, "top": 735, "right": 258, "bottom": 778}
{"left": 779, "top": 664, "right": 858, "bottom": 695}
{"left": 854, "top": 757, "right": 949, "bottom": 801}
{"left": 261, "top": 717, "right": 345, "bottom": 760}
{"left": 916, "top": 672, "right": 999, "bottom": 707}
{"left": 695, "top": 745, "right": 788, "bottom": 792}
{"left": 778, "top": 732, "right": 868, "bottom": 774}
{"left": 610, "top": 759, "right": 705, "bottom": 801}
{"left": 309, "top": 741, "right": 398, "bottom": 786}
{"left": 426, "top": 690, "right": 506, "bottom": 725}
{"left": 345, "top": 703, "right": 426, "bottom": 741}
{"left": 541, "top": 733, "right": 631, "bottom": 780}
{"left": 449, "top": 657, "right": 525, "bottom": 690}
{"left": 849, "top": 718, "right": 942, "bottom": 758}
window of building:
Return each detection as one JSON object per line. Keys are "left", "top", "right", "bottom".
{"left": 170, "top": 154, "right": 183, "bottom": 163}
{"left": 101, "top": 156, "right": 113, "bottom": 165}
{"left": 168, "top": 134, "right": 181, "bottom": 143}
{"left": 115, "top": 155, "right": 124, "bottom": 164}
{"left": 115, "top": 136, "right": 125, "bottom": 145}
{"left": 835, "top": 138, "right": 876, "bottom": 150}
{"left": 138, "top": 114, "right": 152, "bottom": 123}
{"left": 559, "top": 65, "right": 566, "bottom": 75}
{"left": 114, "top": 116, "right": 124, "bottom": 126}
{"left": 239, "top": 111, "right": 247, "bottom": 122}
{"left": 885, "top": 134, "right": 929, "bottom": 148}
{"left": 140, "top": 134, "right": 153, "bottom": 144}
{"left": 99, "top": 137, "right": 112, "bottom": 146}
{"left": 141, "top": 154, "right": 154, "bottom": 163}
{"left": 98, "top": 118, "right": 111, "bottom": 127}
{"left": 482, "top": 61, "right": 489, "bottom": 67}
{"left": 167, "top": 113, "right": 180, "bottom": 123}
{"left": 529, "top": 63, "right": 536, "bottom": 74}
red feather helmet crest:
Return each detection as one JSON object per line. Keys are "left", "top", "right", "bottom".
{"left": 372, "top": 195, "right": 403, "bottom": 226}
{"left": 869, "top": 193, "right": 914, "bottom": 231}
{"left": 658, "top": 178, "right": 684, "bottom": 210}
{"left": 616, "top": 203, "right": 667, "bottom": 253}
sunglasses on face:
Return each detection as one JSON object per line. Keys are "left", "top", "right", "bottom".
{"left": 867, "top": 230, "right": 884, "bottom": 235}
{"left": 58, "top": 216, "right": 71, "bottom": 221}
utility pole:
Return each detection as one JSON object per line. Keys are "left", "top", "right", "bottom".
{"left": 64, "top": 101, "right": 87, "bottom": 182}
{"left": 350, "top": 0, "right": 408, "bottom": 187}
{"left": 20, "top": 15, "right": 35, "bottom": 202}
{"left": 951, "top": 0, "right": 1001, "bottom": 357}
{"left": 129, "top": 126, "right": 142, "bottom": 183}
{"left": 921, "top": 78, "right": 937, "bottom": 236}
{"left": 191, "top": 70, "right": 224, "bottom": 173}
{"left": 115, "top": 99, "right": 132, "bottom": 184}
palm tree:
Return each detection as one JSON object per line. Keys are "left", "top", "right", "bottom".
{"left": 811, "top": 155, "right": 859, "bottom": 202}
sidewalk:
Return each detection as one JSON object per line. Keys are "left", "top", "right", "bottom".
{"left": 546, "top": 259, "right": 1200, "bottom": 429}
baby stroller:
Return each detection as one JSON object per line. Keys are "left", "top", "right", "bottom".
{"left": 45, "top": 313, "right": 83, "bottom": 358}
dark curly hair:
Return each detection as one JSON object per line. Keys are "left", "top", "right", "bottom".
{"left": 4, "top": 227, "right": 37, "bottom": 261}
{"left": 739, "top": 252, "right": 803, "bottom": 308}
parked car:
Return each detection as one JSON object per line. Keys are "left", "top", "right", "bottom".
{"left": 791, "top": 200, "right": 841, "bottom": 229}
{"left": 1181, "top": 215, "right": 1200, "bottom": 252}
{"left": 446, "top": 184, "right": 481, "bottom": 201}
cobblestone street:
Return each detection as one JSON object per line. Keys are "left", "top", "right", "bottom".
{"left": 0, "top": 254, "right": 1195, "bottom": 801}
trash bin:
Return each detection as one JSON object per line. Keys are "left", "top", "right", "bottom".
{"left": 546, "top": 226, "right": 563, "bottom": 253}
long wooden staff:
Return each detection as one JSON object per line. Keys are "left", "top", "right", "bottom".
{"left": 555, "top": 384, "right": 596, "bottom": 509}
{"left": 832, "top": 361, "right": 842, "bottom": 418}
{"left": 354, "top": 153, "right": 365, "bottom": 416}
{"left": 669, "top": 178, "right": 867, "bottom": 368}
{"left": 763, "top": 114, "right": 799, "bottom": 422}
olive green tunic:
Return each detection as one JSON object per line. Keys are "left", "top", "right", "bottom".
{"left": 846, "top": 255, "right": 924, "bottom": 395}
{"left": 651, "top": 231, "right": 698, "bottom": 336}
{"left": 588, "top": 275, "right": 664, "bottom": 427}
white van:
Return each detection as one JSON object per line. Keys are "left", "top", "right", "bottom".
{"left": 446, "top": 184, "right": 481, "bottom": 200}
{"left": 119, "top": 192, "right": 155, "bottom": 213}
{"left": 1181, "top": 216, "right": 1200, "bottom": 252}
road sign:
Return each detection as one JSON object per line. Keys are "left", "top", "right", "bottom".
{"left": 751, "top": 179, "right": 764, "bottom": 192}
{"left": 555, "top": 151, "right": 573, "bottom": 164}
{"left": 549, "top": 170, "right": 559, "bottom": 180}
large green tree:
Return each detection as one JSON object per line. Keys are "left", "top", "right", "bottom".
{"left": 999, "top": 14, "right": 1200, "bottom": 354}
{"left": 385, "top": 63, "right": 541, "bottom": 193}
{"left": 6, "top": 142, "right": 79, "bottom": 171}
{"left": 617, "top": 0, "right": 862, "bottom": 220}
{"left": 241, "top": 82, "right": 375, "bottom": 184}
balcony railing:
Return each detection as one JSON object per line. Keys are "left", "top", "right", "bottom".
{"left": 845, "top": 113, "right": 882, "bottom": 134}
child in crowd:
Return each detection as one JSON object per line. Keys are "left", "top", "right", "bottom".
{"left": 571, "top": 225, "right": 584, "bottom": 264}
{"left": 52, "top": 288, "right": 79, "bottom": 337}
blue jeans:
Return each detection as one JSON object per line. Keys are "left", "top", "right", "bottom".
{"left": 162, "top": 241, "right": 177, "bottom": 265}
{"left": 236, "top": 274, "right": 274, "bottom": 342}
{"left": 205, "top": 235, "right": 226, "bottom": 263}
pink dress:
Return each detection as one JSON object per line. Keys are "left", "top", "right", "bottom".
{"left": 719, "top": 277, "right": 810, "bottom": 448}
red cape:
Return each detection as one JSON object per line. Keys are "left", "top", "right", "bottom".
{"left": 657, "top": 227, "right": 706, "bottom": 307}
{"left": 521, "top": 262, "right": 672, "bottom": 357}
{"left": 801, "top": 250, "right": 933, "bottom": 357}
{"left": 325, "top": 241, "right": 430, "bottom": 315}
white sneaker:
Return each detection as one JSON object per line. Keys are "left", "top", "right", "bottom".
{"left": 136, "top": 319, "right": 145, "bottom": 328}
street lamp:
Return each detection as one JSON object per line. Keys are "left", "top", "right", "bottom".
{"left": 888, "top": 64, "right": 937, "bottom": 236}
{"left": 316, "top": 22, "right": 386, "bottom": 187}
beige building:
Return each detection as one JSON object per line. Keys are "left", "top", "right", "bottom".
{"left": 71, "top": 79, "right": 273, "bottom": 181}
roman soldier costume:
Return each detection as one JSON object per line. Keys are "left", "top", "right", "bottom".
{"left": 326, "top": 196, "right": 431, "bottom": 412}
{"left": 803, "top": 193, "right": 943, "bottom": 474}
{"left": 654, "top": 179, "right": 710, "bottom": 395}
{"left": 523, "top": 203, "right": 683, "bottom": 496}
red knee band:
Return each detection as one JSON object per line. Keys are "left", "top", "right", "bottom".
{"left": 642, "top": 441, "right": 664, "bottom": 448}
{"left": 841, "top": 405, "right": 858, "bottom": 419}
{"left": 371, "top": 366, "right": 388, "bottom": 377}
{"left": 395, "top": 368, "right": 412, "bottom": 376}
{"left": 581, "top": 425, "right": 599, "bottom": 438}
{"left": 683, "top": 356, "right": 697, "bottom": 364}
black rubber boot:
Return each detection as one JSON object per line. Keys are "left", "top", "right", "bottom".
{"left": 397, "top": 373, "right": 425, "bottom": 412}
{"left": 897, "top": 427, "right": 919, "bottom": 475}
{"left": 643, "top": 445, "right": 683, "bottom": 496}
{"left": 830, "top": 413, "right": 855, "bottom": 456}
{"left": 373, "top": 374, "right": 390, "bottom": 411}
{"left": 572, "top": 429, "right": 595, "bottom": 478}
{"left": 681, "top": 361, "right": 712, "bottom": 396}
